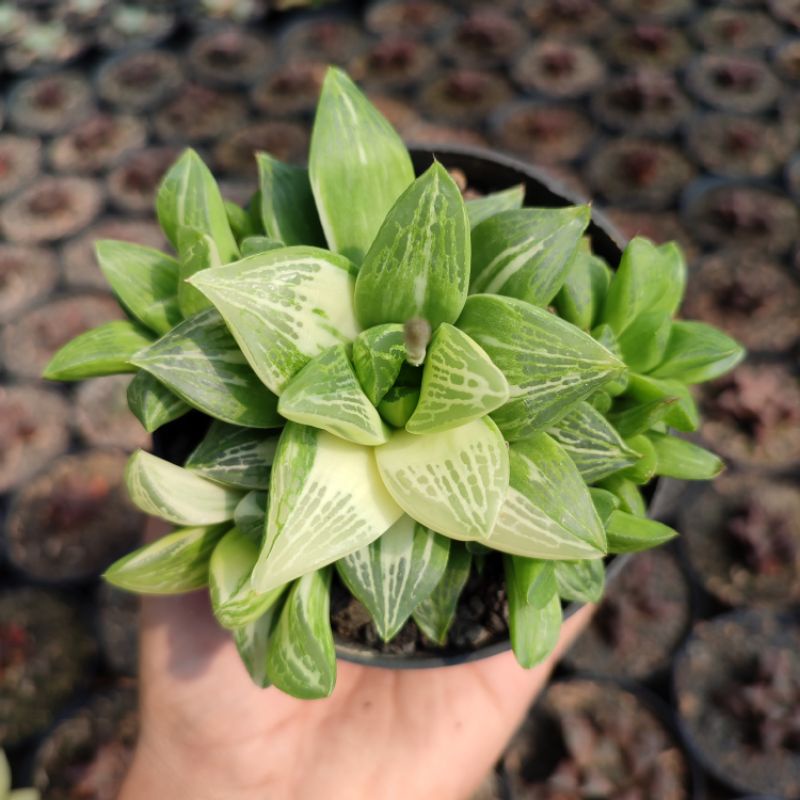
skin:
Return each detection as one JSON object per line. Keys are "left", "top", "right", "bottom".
{"left": 120, "top": 521, "right": 593, "bottom": 800}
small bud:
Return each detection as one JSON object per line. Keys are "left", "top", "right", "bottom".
{"left": 404, "top": 317, "right": 431, "bottom": 366}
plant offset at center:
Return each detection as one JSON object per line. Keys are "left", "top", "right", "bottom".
{"left": 44, "top": 67, "right": 745, "bottom": 700}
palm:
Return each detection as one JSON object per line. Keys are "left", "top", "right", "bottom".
{"left": 130, "top": 589, "right": 591, "bottom": 800}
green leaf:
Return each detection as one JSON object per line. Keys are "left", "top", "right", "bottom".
{"left": 606, "top": 396, "right": 679, "bottom": 438}
{"left": 352, "top": 323, "right": 407, "bottom": 406}
{"left": 616, "top": 309, "right": 672, "bottom": 374}
{"left": 505, "top": 558, "right": 562, "bottom": 669}
{"left": 548, "top": 401, "right": 640, "bottom": 483}
{"left": 506, "top": 557, "right": 557, "bottom": 608}
{"left": 224, "top": 199, "right": 259, "bottom": 243}
{"left": 465, "top": 184, "right": 525, "bottom": 229}
{"left": 590, "top": 390, "right": 612, "bottom": 415}
{"left": 131, "top": 309, "right": 281, "bottom": 428}
{"left": 257, "top": 153, "right": 325, "bottom": 247}
{"left": 605, "top": 510, "right": 678, "bottom": 553}
{"left": 126, "top": 371, "right": 191, "bottom": 433}
{"left": 252, "top": 423, "right": 402, "bottom": 593}
{"left": 412, "top": 543, "right": 472, "bottom": 645}
{"left": 125, "top": 449, "right": 244, "bottom": 525}
{"left": 104, "top": 523, "right": 227, "bottom": 593}
{"left": 176, "top": 227, "right": 221, "bottom": 318}
{"left": 377, "top": 386, "right": 419, "bottom": 428}
{"left": 156, "top": 148, "right": 238, "bottom": 261}
{"left": 597, "top": 475, "right": 646, "bottom": 517}
{"left": 266, "top": 568, "right": 336, "bottom": 700}
{"left": 186, "top": 421, "right": 279, "bottom": 489}
{"left": 648, "top": 432, "right": 724, "bottom": 480}
{"left": 618, "top": 434, "right": 657, "bottom": 484}
{"left": 95, "top": 240, "right": 182, "bottom": 336}
{"left": 278, "top": 345, "right": 389, "bottom": 446}
{"left": 589, "top": 487, "right": 620, "bottom": 524}
{"left": 649, "top": 320, "right": 745, "bottom": 384}
{"left": 602, "top": 237, "right": 686, "bottom": 336}
{"left": 406, "top": 324, "right": 509, "bottom": 434}
{"left": 554, "top": 558, "right": 605, "bottom": 603}
{"left": 234, "top": 490, "right": 268, "bottom": 541}
{"left": 189, "top": 246, "right": 360, "bottom": 396}
{"left": 489, "top": 432, "right": 606, "bottom": 560}
{"left": 470, "top": 206, "right": 590, "bottom": 307}
{"left": 42, "top": 321, "right": 154, "bottom": 381}
{"left": 240, "top": 236, "right": 283, "bottom": 256}
{"left": 554, "top": 241, "right": 611, "bottom": 331}
{"left": 457, "top": 294, "right": 625, "bottom": 440}
{"left": 337, "top": 515, "right": 450, "bottom": 641}
{"left": 623, "top": 373, "right": 699, "bottom": 432}
{"left": 354, "top": 162, "right": 470, "bottom": 330}
{"left": 234, "top": 601, "right": 282, "bottom": 689}
{"left": 209, "top": 527, "right": 286, "bottom": 629}
{"left": 375, "top": 417, "right": 509, "bottom": 541}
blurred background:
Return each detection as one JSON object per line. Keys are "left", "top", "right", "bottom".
{"left": 0, "top": 1, "right": 798, "bottom": 797}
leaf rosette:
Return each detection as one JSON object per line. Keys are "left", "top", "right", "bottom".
{"left": 43, "top": 67, "right": 745, "bottom": 699}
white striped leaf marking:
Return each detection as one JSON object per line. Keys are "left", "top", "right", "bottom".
{"left": 257, "top": 153, "right": 325, "bottom": 247}
{"left": 278, "top": 345, "right": 389, "bottom": 446}
{"left": 470, "top": 206, "right": 590, "bottom": 307}
{"left": 126, "top": 371, "right": 190, "bottom": 434}
{"left": 465, "top": 184, "right": 525, "bottom": 229}
{"left": 487, "top": 432, "right": 606, "bottom": 560}
{"left": 265, "top": 569, "right": 336, "bottom": 699}
{"left": 104, "top": 523, "right": 228, "bottom": 594}
{"left": 405, "top": 323, "right": 510, "bottom": 434}
{"left": 548, "top": 401, "right": 640, "bottom": 483}
{"left": 375, "top": 417, "right": 509, "bottom": 541}
{"left": 188, "top": 246, "right": 360, "bottom": 396}
{"left": 186, "top": 421, "right": 279, "bottom": 490}
{"left": 412, "top": 543, "right": 472, "bottom": 645}
{"left": 130, "top": 308, "right": 281, "bottom": 428}
{"left": 337, "top": 515, "right": 450, "bottom": 642}
{"left": 176, "top": 227, "right": 221, "bottom": 318}
{"left": 125, "top": 449, "right": 244, "bottom": 525}
{"left": 252, "top": 423, "right": 403, "bottom": 593}
{"left": 209, "top": 527, "right": 286, "bottom": 629}
{"left": 354, "top": 162, "right": 470, "bottom": 329}
{"left": 95, "top": 240, "right": 182, "bottom": 336}
{"left": 505, "top": 555, "right": 563, "bottom": 669}
{"left": 309, "top": 67, "right": 414, "bottom": 264}
{"left": 42, "top": 321, "right": 154, "bottom": 381}
{"left": 352, "top": 323, "right": 406, "bottom": 406}
{"left": 457, "top": 294, "right": 625, "bottom": 441}
{"left": 155, "top": 148, "right": 238, "bottom": 261}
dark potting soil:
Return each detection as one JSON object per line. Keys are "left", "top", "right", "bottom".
{"left": 564, "top": 548, "right": 691, "bottom": 681}
{"left": 679, "top": 475, "right": 800, "bottom": 609}
{"left": 33, "top": 685, "right": 139, "bottom": 800}
{"left": 673, "top": 609, "right": 800, "bottom": 797}
{"left": 97, "top": 582, "right": 139, "bottom": 677}
{"left": 0, "top": 587, "right": 95, "bottom": 747}
{"left": 504, "top": 678, "right": 689, "bottom": 800}
{"left": 330, "top": 554, "right": 509, "bottom": 658}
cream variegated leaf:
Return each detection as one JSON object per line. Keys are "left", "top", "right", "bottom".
{"left": 375, "top": 417, "right": 509, "bottom": 541}
{"left": 130, "top": 309, "right": 281, "bottom": 429}
{"left": 252, "top": 423, "right": 403, "bottom": 593}
{"left": 188, "top": 246, "right": 360, "bottom": 396}
{"left": 406, "top": 323, "right": 509, "bottom": 434}
{"left": 125, "top": 450, "right": 244, "bottom": 525}
{"left": 337, "top": 515, "right": 450, "bottom": 641}
{"left": 278, "top": 345, "right": 388, "bottom": 446}
{"left": 104, "top": 524, "right": 228, "bottom": 593}
{"left": 488, "top": 432, "right": 606, "bottom": 560}
{"left": 352, "top": 323, "right": 406, "bottom": 406}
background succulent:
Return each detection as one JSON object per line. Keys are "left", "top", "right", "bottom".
{"left": 43, "top": 67, "right": 744, "bottom": 700}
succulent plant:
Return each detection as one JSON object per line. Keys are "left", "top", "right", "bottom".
{"left": 0, "top": 748, "right": 38, "bottom": 800}
{"left": 43, "top": 68, "right": 744, "bottom": 700}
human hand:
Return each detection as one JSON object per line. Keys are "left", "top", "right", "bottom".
{"left": 120, "top": 522, "right": 593, "bottom": 800}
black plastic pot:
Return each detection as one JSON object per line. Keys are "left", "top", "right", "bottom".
{"left": 155, "top": 145, "right": 674, "bottom": 671}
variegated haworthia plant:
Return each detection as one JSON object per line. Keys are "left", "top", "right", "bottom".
{"left": 43, "top": 67, "right": 745, "bottom": 700}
